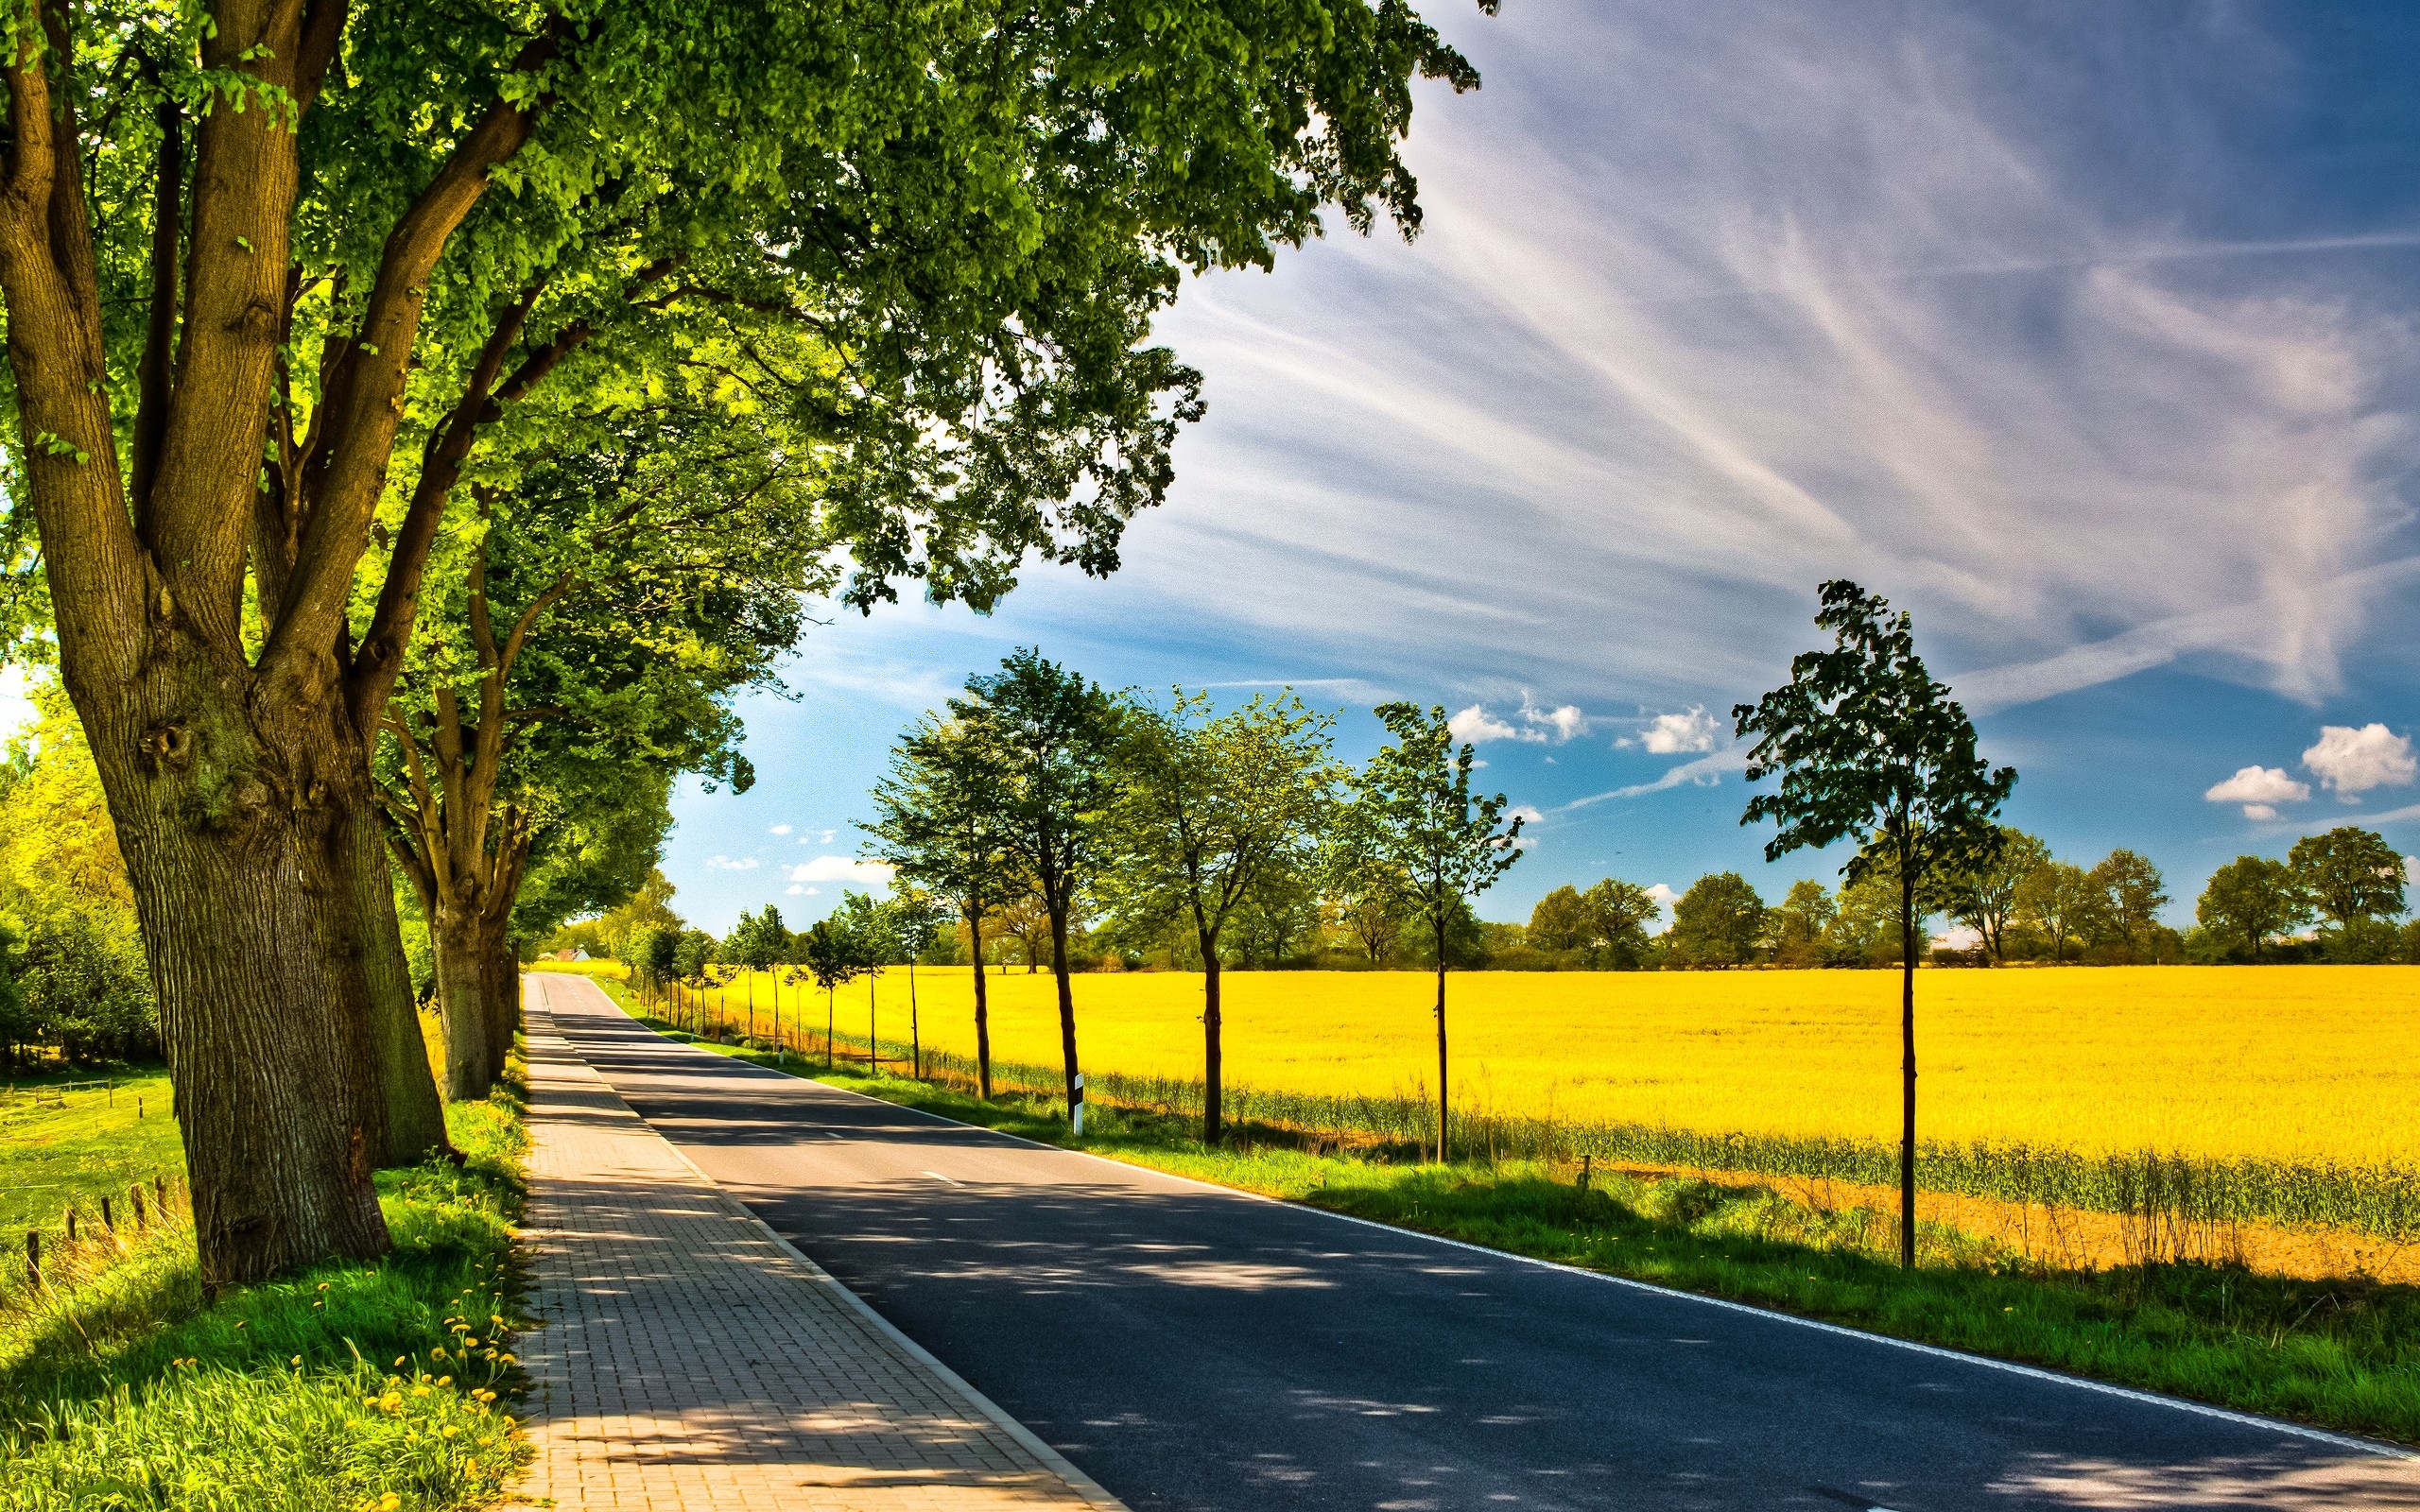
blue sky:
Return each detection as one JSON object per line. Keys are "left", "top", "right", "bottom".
{"left": 384, "top": 4, "right": 2420, "bottom": 933}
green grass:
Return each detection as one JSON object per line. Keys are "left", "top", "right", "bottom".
{"left": 0, "top": 1074, "right": 531, "bottom": 1511}
{"left": 607, "top": 991, "right": 2420, "bottom": 1448}
{"left": 0, "top": 1070, "right": 183, "bottom": 1238}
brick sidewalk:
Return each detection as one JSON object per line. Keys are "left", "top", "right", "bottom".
{"left": 514, "top": 973, "right": 1120, "bottom": 1511}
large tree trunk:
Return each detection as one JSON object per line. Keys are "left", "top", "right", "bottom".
{"left": 431, "top": 899, "right": 494, "bottom": 1101}
{"left": 308, "top": 767, "right": 449, "bottom": 1164}
{"left": 1199, "top": 921, "right": 1223, "bottom": 1145}
{"left": 1899, "top": 869, "right": 1918, "bottom": 1272}
{"left": 480, "top": 912, "right": 519, "bottom": 1080}
{"left": 90, "top": 674, "right": 394, "bottom": 1282}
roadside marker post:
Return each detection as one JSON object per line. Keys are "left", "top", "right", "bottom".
{"left": 1071, "top": 1074, "right": 1085, "bottom": 1137}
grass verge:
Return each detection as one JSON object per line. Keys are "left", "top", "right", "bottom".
{"left": 1, "top": 1070, "right": 183, "bottom": 1238}
{"left": 0, "top": 1071, "right": 531, "bottom": 1511}
{"left": 605, "top": 989, "right": 2420, "bottom": 1448}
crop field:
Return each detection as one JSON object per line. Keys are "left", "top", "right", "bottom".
{"left": 687, "top": 964, "right": 2412, "bottom": 1161}
{"left": 659, "top": 963, "right": 2420, "bottom": 1242}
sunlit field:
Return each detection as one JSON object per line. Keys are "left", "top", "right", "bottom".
{"left": 678, "top": 963, "right": 2417, "bottom": 1167}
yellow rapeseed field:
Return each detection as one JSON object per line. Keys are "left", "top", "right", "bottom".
{"left": 691, "top": 964, "right": 2420, "bottom": 1165}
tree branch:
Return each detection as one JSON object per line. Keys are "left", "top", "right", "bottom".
{"left": 265, "top": 23, "right": 568, "bottom": 697}
{"left": 129, "top": 55, "right": 182, "bottom": 539}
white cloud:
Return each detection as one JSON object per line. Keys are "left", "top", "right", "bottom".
{"left": 818, "top": 829, "right": 838, "bottom": 845}
{"left": 1638, "top": 706, "right": 1722, "bottom": 755}
{"left": 2204, "top": 765, "right": 2309, "bottom": 819}
{"left": 788, "top": 856, "right": 894, "bottom": 887}
{"left": 1561, "top": 747, "right": 1749, "bottom": 811}
{"left": 1449, "top": 703, "right": 1522, "bottom": 744}
{"left": 1449, "top": 693, "right": 1590, "bottom": 746}
{"left": 786, "top": 885, "right": 820, "bottom": 897}
{"left": 769, "top": 824, "right": 793, "bottom": 835}
{"left": 703, "top": 855, "right": 759, "bottom": 871}
{"left": 1519, "top": 694, "right": 1589, "bottom": 743}
{"left": 1644, "top": 883, "right": 1679, "bottom": 922}
{"left": 2302, "top": 723, "right": 2416, "bottom": 800}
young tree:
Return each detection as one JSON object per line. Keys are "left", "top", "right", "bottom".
{"left": 2088, "top": 850, "right": 2169, "bottom": 962}
{"left": 1663, "top": 873, "right": 1767, "bottom": 968}
{"left": 727, "top": 905, "right": 791, "bottom": 1044}
{"left": 2196, "top": 856, "right": 2314, "bottom": 961}
{"left": 865, "top": 714, "right": 1024, "bottom": 1099}
{"left": 1101, "top": 691, "right": 1337, "bottom": 1142}
{"left": 0, "top": 0, "right": 1491, "bottom": 1282}
{"left": 882, "top": 887, "right": 952, "bottom": 1077}
{"left": 802, "top": 917, "right": 869, "bottom": 1070}
{"left": 1939, "top": 827, "right": 2049, "bottom": 964}
{"left": 836, "top": 892, "right": 896, "bottom": 1061}
{"left": 1736, "top": 580, "right": 2016, "bottom": 1269}
{"left": 954, "top": 651, "right": 1123, "bottom": 1131}
{"left": 2287, "top": 827, "right": 2406, "bottom": 931}
{"left": 1356, "top": 703, "right": 1523, "bottom": 1161}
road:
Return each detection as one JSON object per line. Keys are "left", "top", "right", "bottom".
{"left": 527, "top": 973, "right": 2419, "bottom": 1511}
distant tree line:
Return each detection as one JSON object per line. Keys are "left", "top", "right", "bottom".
{"left": 1529, "top": 822, "right": 2411, "bottom": 971}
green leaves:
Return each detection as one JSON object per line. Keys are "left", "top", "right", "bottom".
{"left": 1353, "top": 700, "right": 1522, "bottom": 932}
{"left": 1735, "top": 579, "right": 2015, "bottom": 890}
{"left": 1096, "top": 688, "right": 1339, "bottom": 953}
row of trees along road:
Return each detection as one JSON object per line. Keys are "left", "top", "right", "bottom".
{"left": 0, "top": 0, "right": 1494, "bottom": 1283}
{"left": 619, "top": 890, "right": 951, "bottom": 1069}
{"left": 867, "top": 651, "right": 1522, "bottom": 1152}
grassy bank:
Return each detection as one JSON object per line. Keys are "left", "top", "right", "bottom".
{"left": 0, "top": 1074, "right": 531, "bottom": 1511}
{"left": 605, "top": 990, "right": 2420, "bottom": 1447}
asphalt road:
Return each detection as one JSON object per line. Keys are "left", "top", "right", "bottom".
{"left": 528, "top": 973, "right": 2420, "bottom": 1512}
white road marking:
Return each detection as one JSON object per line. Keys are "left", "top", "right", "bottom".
{"left": 924, "top": 1171, "right": 961, "bottom": 1186}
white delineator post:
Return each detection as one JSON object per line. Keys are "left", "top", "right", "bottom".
{"left": 1071, "top": 1073, "right": 1085, "bottom": 1136}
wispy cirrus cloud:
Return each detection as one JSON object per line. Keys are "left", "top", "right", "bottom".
{"left": 1114, "top": 0, "right": 2420, "bottom": 713}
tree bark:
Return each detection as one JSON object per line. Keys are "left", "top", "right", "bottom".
{"left": 305, "top": 765, "right": 449, "bottom": 1163}
{"left": 969, "top": 904, "right": 993, "bottom": 1099}
{"left": 430, "top": 899, "right": 494, "bottom": 1101}
{"left": 1047, "top": 894, "right": 1081, "bottom": 1131}
{"left": 1433, "top": 917, "right": 1449, "bottom": 1163}
{"left": 1199, "top": 921, "right": 1223, "bottom": 1144}
{"left": 1899, "top": 867, "right": 1918, "bottom": 1272}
